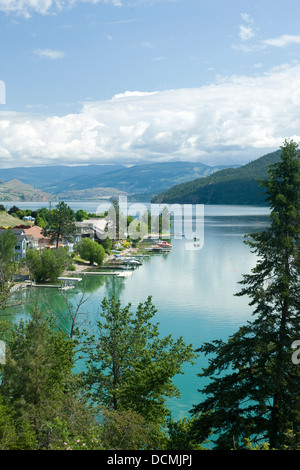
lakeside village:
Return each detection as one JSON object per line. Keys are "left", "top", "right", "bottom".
{"left": 0, "top": 201, "right": 175, "bottom": 292}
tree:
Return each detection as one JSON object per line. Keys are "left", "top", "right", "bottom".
{"left": 191, "top": 139, "right": 300, "bottom": 449}
{"left": 26, "top": 247, "right": 72, "bottom": 283}
{"left": 0, "top": 228, "right": 17, "bottom": 309}
{"left": 81, "top": 296, "right": 197, "bottom": 428}
{"left": 0, "top": 304, "right": 95, "bottom": 449}
{"left": 8, "top": 205, "right": 20, "bottom": 215}
{"left": 75, "top": 238, "right": 105, "bottom": 266}
{"left": 99, "top": 408, "right": 161, "bottom": 450}
{"left": 43, "top": 202, "right": 76, "bottom": 249}
{"left": 75, "top": 209, "right": 88, "bottom": 222}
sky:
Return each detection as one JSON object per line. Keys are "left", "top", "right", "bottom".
{"left": 0, "top": 0, "right": 300, "bottom": 168}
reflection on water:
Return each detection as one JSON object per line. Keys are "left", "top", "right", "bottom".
{"left": 2, "top": 205, "right": 270, "bottom": 421}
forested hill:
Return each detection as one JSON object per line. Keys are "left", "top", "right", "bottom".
{"left": 152, "top": 149, "right": 282, "bottom": 205}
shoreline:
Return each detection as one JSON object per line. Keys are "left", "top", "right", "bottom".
{"left": 65, "top": 246, "right": 140, "bottom": 276}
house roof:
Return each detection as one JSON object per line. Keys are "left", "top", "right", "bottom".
{"left": 13, "top": 224, "right": 46, "bottom": 240}
{"left": 83, "top": 218, "right": 108, "bottom": 233}
{"left": 0, "top": 227, "right": 25, "bottom": 235}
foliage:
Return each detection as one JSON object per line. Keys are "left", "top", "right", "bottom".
{"left": 80, "top": 296, "right": 197, "bottom": 428}
{"left": 7, "top": 205, "right": 20, "bottom": 215}
{"left": 43, "top": 201, "right": 76, "bottom": 248}
{"left": 153, "top": 149, "right": 282, "bottom": 205}
{"left": 190, "top": 139, "right": 300, "bottom": 449}
{"left": 75, "top": 209, "right": 88, "bottom": 222}
{"left": 0, "top": 304, "right": 96, "bottom": 449}
{"left": 26, "top": 247, "right": 73, "bottom": 283}
{"left": 75, "top": 238, "right": 105, "bottom": 265}
{"left": 166, "top": 417, "right": 205, "bottom": 450}
{"left": 99, "top": 408, "right": 163, "bottom": 450}
{"left": 0, "top": 228, "right": 17, "bottom": 309}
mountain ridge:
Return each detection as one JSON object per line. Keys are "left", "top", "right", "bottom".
{"left": 151, "top": 149, "right": 282, "bottom": 205}
{"left": 0, "top": 161, "right": 239, "bottom": 201}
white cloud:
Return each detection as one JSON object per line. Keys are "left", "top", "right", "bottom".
{"left": 34, "top": 49, "right": 65, "bottom": 59}
{"left": 240, "top": 13, "right": 254, "bottom": 24}
{"left": 239, "top": 24, "right": 255, "bottom": 41}
{"left": 0, "top": 63, "right": 300, "bottom": 168}
{"left": 0, "top": 0, "right": 170, "bottom": 17}
{"left": 263, "top": 34, "right": 300, "bottom": 48}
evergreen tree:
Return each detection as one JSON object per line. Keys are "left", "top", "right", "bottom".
{"left": 191, "top": 139, "right": 300, "bottom": 449}
{"left": 81, "top": 296, "right": 197, "bottom": 429}
{"left": 43, "top": 201, "right": 76, "bottom": 249}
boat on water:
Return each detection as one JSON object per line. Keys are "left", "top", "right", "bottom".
{"left": 144, "top": 240, "right": 172, "bottom": 252}
{"left": 157, "top": 241, "right": 172, "bottom": 248}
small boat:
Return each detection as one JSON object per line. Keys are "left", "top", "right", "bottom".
{"left": 157, "top": 241, "right": 172, "bottom": 249}
{"left": 121, "top": 257, "right": 142, "bottom": 266}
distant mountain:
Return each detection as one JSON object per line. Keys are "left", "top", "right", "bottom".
{"left": 0, "top": 161, "right": 239, "bottom": 201}
{"left": 152, "top": 150, "right": 282, "bottom": 205}
{"left": 56, "top": 161, "right": 237, "bottom": 199}
{"left": 0, "top": 179, "right": 57, "bottom": 202}
{"left": 0, "top": 164, "right": 125, "bottom": 193}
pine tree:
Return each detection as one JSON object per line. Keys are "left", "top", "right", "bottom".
{"left": 81, "top": 296, "right": 197, "bottom": 429}
{"left": 191, "top": 139, "right": 300, "bottom": 449}
{"left": 43, "top": 201, "right": 76, "bottom": 249}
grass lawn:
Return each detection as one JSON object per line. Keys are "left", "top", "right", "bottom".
{"left": 0, "top": 211, "right": 31, "bottom": 228}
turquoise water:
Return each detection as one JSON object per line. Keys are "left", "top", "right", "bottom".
{"left": 4, "top": 203, "right": 270, "bottom": 421}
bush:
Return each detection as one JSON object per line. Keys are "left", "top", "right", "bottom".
{"left": 26, "top": 247, "right": 72, "bottom": 283}
{"left": 75, "top": 239, "right": 105, "bottom": 266}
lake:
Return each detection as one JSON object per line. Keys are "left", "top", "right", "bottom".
{"left": 3, "top": 202, "right": 270, "bottom": 422}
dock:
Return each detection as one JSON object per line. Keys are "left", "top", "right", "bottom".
{"left": 81, "top": 271, "right": 133, "bottom": 278}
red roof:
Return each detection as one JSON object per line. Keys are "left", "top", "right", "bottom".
{"left": 13, "top": 224, "right": 45, "bottom": 240}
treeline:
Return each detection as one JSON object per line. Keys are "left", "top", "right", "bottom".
{"left": 1, "top": 204, "right": 104, "bottom": 229}
{"left": 152, "top": 149, "right": 282, "bottom": 205}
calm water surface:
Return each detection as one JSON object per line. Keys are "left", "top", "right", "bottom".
{"left": 4, "top": 203, "right": 270, "bottom": 421}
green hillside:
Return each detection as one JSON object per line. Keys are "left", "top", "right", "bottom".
{"left": 0, "top": 211, "right": 31, "bottom": 228}
{"left": 0, "top": 179, "right": 57, "bottom": 202}
{"left": 152, "top": 149, "right": 282, "bottom": 205}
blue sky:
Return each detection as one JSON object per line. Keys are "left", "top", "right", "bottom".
{"left": 0, "top": 0, "right": 300, "bottom": 168}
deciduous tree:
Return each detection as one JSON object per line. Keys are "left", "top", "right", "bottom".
{"left": 75, "top": 238, "right": 105, "bottom": 266}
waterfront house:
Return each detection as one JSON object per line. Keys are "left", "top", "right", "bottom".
{"left": 13, "top": 225, "right": 49, "bottom": 251}
{"left": 73, "top": 221, "right": 95, "bottom": 245}
{"left": 0, "top": 227, "right": 29, "bottom": 260}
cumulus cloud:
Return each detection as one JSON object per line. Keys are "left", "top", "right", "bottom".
{"left": 0, "top": 64, "right": 300, "bottom": 168}
{"left": 263, "top": 34, "right": 300, "bottom": 48}
{"left": 239, "top": 25, "right": 255, "bottom": 41}
{"left": 34, "top": 49, "right": 65, "bottom": 59}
